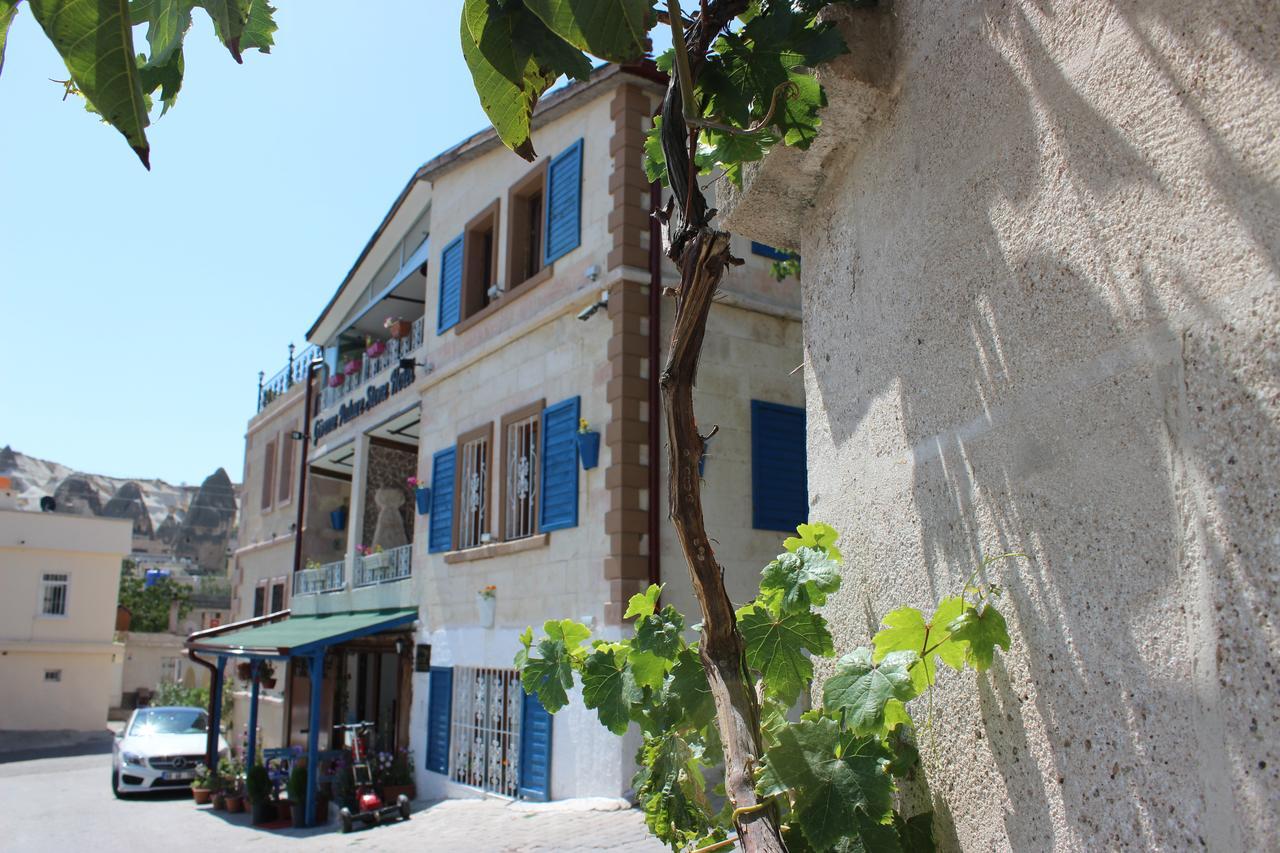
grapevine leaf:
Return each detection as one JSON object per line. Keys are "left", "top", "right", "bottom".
{"left": 137, "top": 46, "right": 183, "bottom": 115}
{"left": 643, "top": 117, "right": 666, "bottom": 184}
{"left": 238, "top": 0, "right": 275, "bottom": 54}
{"left": 194, "top": 0, "right": 248, "bottom": 62}
{"left": 760, "top": 546, "right": 841, "bottom": 614}
{"left": 666, "top": 648, "right": 715, "bottom": 730}
{"left": 783, "top": 522, "right": 843, "bottom": 562}
{"left": 778, "top": 70, "right": 825, "bottom": 148}
{"left": 520, "top": 0, "right": 651, "bottom": 63}
{"left": 544, "top": 617, "right": 591, "bottom": 649}
{"left": 520, "top": 638, "right": 574, "bottom": 711}
{"left": 871, "top": 607, "right": 926, "bottom": 662}
{"left": 624, "top": 582, "right": 662, "bottom": 620}
{"left": 627, "top": 649, "right": 667, "bottom": 691}
{"left": 894, "top": 812, "right": 936, "bottom": 852}
{"left": 929, "top": 596, "right": 967, "bottom": 671}
{"left": 581, "top": 646, "right": 640, "bottom": 734}
{"left": 739, "top": 603, "right": 833, "bottom": 704}
{"left": 633, "top": 731, "right": 716, "bottom": 849}
{"left": 823, "top": 648, "right": 918, "bottom": 734}
{"left": 884, "top": 722, "right": 920, "bottom": 779}
{"left": 757, "top": 717, "right": 894, "bottom": 851}
{"left": 514, "top": 625, "right": 533, "bottom": 668}
{"left": 882, "top": 698, "right": 911, "bottom": 733}
{"left": 127, "top": 0, "right": 193, "bottom": 66}
{"left": 0, "top": 1, "right": 19, "bottom": 77}
{"left": 633, "top": 604, "right": 684, "bottom": 661}
{"left": 28, "top": 0, "right": 151, "bottom": 168}
{"left": 946, "top": 604, "right": 1010, "bottom": 671}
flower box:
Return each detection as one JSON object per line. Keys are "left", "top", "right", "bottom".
{"left": 343, "top": 358, "right": 362, "bottom": 376}
{"left": 362, "top": 551, "right": 389, "bottom": 571}
{"left": 386, "top": 320, "right": 412, "bottom": 340}
{"left": 327, "top": 374, "right": 344, "bottom": 388}
{"left": 576, "top": 430, "right": 601, "bottom": 470}
{"left": 366, "top": 340, "right": 387, "bottom": 358}
{"left": 414, "top": 486, "right": 431, "bottom": 515}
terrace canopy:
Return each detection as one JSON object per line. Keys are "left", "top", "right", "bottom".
{"left": 186, "top": 607, "right": 417, "bottom": 826}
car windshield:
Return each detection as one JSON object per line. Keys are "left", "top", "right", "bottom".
{"left": 129, "top": 709, "right": 208, "bottom": 736}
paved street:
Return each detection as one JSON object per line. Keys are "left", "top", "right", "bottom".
{"left": 0, "top": 752, "right": 665, "bottom": 853}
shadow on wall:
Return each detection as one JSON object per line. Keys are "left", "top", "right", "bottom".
{"left": 802, "top": 1, "right": 1277, "bottom": 850}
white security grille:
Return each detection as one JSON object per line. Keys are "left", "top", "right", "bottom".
{"left": 505, "top": 415, "right": 539, "bottom": 540}
{"left": 41, "top": 573, "right": 68, "bottom": 616}
{"left": 459, "top": 436, "right": 489, "bottom": 549}
{"left": 449, "top": 667, "right": 522, "bottom": 797}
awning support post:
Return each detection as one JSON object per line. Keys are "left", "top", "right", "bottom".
{"left": 305, "top": 652, "right": 324, "bottom": 827}
{"left": 247, "top": 660, "right": 261, "bottom": 767}
{"left": 208, "top": 655, "right": 226, "bottom": 770}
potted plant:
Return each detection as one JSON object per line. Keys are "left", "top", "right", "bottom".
{"left": 236, "top": 660, "right": 253, "bottom": 682}
{"left": 222, "top": 756, "right": 245, "bottom": 813}
{"left": 287, "top": 764, "right": 308, "bottom": 828}
{"left": 327, "top": 373, "right": 344, "bottom": 388}
{"left": 246, "top": 764, "right": 276, "bottom": 826}
{"left": 365, "top": 336, "right": 387, "bottom": 358}
{"left": 385, "top": 316, "right": 412, "bottom": 340}
{"left": 408, "top": 476, "right": 431, "bottom": 514}
{"left": 576, "top": 418, "right": 601, "bottom": 470}
{"left": 477, "top": 585, "right": 497, "bottom": 628}
{"left": 343, "top": 357, "right": 362, "bottom": 376}
{"left": 259, "top": 660, "right": 277, "bottom": 690}
{"left": 376, "top": 748, "right": 416, "bottom": 804}
{"left": 191, "top": 762, "right": 213, "bottom": 805}
{"left": 357, "top": 544, "right": 388, "bottom": 570}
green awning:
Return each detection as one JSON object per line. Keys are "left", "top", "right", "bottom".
{"left": 187, "top": 608, "right": 416, "bottom": 658}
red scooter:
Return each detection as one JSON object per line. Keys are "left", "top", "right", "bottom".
{"left": 336, "top": 721, "right": 411, "bottom": 833}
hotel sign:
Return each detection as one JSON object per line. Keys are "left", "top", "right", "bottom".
{"left": 313, "top": 366, "right": 415, "bottom": 441}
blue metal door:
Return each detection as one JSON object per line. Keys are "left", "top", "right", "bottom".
{"left": 518, "top": 691, "right": 552, "bottom": 801}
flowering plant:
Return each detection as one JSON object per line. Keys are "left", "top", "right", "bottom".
{"left": 578, "top": 417, "right": 590, "bottom": 433}
{"left": 373, "top": 748, "right": 414, "bottom": 786}
{"left": 356, "top": 544, "right": 385, "bottom": 557}
{"left": 406, "top": 475, "right": 419, "bottom": 488}
{"left": 383, "top": 316, "right": 404, "bottom": 330}
{"left": 478, "top": 584, "right": 497, "bottom": 600}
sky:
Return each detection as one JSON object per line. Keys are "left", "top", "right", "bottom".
{"left": 0, "top": 1, "right": 490, "bottom": 486}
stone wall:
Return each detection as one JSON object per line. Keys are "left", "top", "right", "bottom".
{"left": 723, "top": 2, "right": 1277, "bottom": 849}
{"left": 360, "top": 442, "right": 416, "bottom": 550}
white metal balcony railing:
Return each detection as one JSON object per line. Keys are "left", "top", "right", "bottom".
{"left": 354, "top": 543, "right": 412, "bottom": 588}
{"left": 293, "top": 560, "right": 345, "bottom": 596}
{"left": 319, "top": 317, "right": 425, "bottom": 414}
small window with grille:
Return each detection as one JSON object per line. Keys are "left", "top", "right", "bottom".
{"left": 455, "top": 424, "right": 493, "bottom": 549}
{"left": 500, "top": 401, "right": 543, "bottom": 541}
{"left": 44, "top": 669, "right": 62, "bottom": 683}
{"left": 40, "top": 573, "right": 68, "bottom": 616}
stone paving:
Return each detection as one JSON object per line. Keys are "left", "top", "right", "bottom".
{"left": 0, "top": 751, "right": 667, "bottom": 852}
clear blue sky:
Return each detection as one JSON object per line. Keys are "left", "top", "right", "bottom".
{"left": 1, "top": 2, "right": 491, "bottom": 485}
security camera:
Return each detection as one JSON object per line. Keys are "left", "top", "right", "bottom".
{"left": 576, "top": 290, "right": 609, "bottom": 321}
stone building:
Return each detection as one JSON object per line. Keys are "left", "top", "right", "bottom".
{"left": 216, "top": 62, "right": 807, "bottom": 813}
{"left": 723, "top": 2, "right": 1277, "bottom": 849}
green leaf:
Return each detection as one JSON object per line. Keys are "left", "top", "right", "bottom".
{"left": 624, "top": 582, "right": 662, "bottom": 619}
{"left": 929, "top": 596, "right": 967, "bottom": 671}
{"left": 137, "top": 46, "right": 182, "bottom": 115}
{"left": 783, "top": 522, "right": 843, "bottom": 562}
{"left": 521, "top": 0, "right": 651, "bottom": 63}
{"left": 128, "top": 0, "right": 193, "bottom": 66}
{"left": 633, "top": 604, "right": 684, "bottom": 661}
{"left": 581, "top": 646, "right": 640, "bottom": 734}
{"left": 946, "top": 603, "right": 1010, "bottom": 671}
{"left": 760, "top": 546, "right": 841, "bottom": 615}
{"left": 514, "top": 625, "right": 533, "bottom": 668}
{"left": 0, "top": 1, "right": 18, "bottom": 77}
{"left": 238, "top": 0, "right": 275, "bottom": 54}
{"left": 739, "top": 603, "right": 833, "bottom": 704}
{"left": 757, "top": 717, "right": 895, "bottom": 851}
{"left": 544, "top": 617, "right": 591, "bottom": 650}
{"left": 665, "top": 648, "right": 715, "bottom": 730}
{"left": 872, "top": 599, "right": 967, "bottom": 694}
{"left": 778, "top": 70, "right": 825, "bottom": 148}
{"left": 884, "top": 721, "right": 920, "bottom": 779}
{"left": 28, "top": 0, "right": 151, "bottom": 168}
{"left": 894, "top": 812, "right": 936, "bottom": 852}
{"left": 520, "top": 637, "right": 574, "bottom": 711}
{"left": 627, "top": 648, "right": 667, "bottom": 691}
{"left": 633, "top": 730, "right": 717, "bottom": 849}
{"left": 194, "top": 0, "right": 247, "bottom": 62}
{"left": 823, "top": 648, "right": 918, "bottom": 734}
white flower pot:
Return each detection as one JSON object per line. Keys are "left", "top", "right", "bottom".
{"left": 477, "top": 595, "right": 496, "bottom": 628}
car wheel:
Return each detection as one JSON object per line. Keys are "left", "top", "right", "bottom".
{"left": 398, "top": 794, "right": 410, "bottom": 821}
{"left": 111, "top": 769, "right": 124, "bottom": 800}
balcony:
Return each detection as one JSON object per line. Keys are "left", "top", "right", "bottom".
{"left": 354, "top": 544, "right": 412, "bottom": 587}
{"left": 293, "top": 559, "right": 345, "bottom": 596}
{"left": 258, "top": 344, "right": 322, "bottom": 413}
{"left": 292, "top": 544, "right": 414, "bottom": 616}
{"left": 319, "top": 317, "right": 425, "bottom": 415}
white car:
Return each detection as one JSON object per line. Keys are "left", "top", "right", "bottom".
{"left": 112, "top": 706, "right": 227, "bottom": 797}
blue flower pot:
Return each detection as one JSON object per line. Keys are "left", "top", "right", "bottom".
{"left": 576, "top": 431, "right": 601, "bottom": 470}
{"left": 415, "top": 486, "right": 431, "bottom": 515}
{"left": 329, "top": 507, "right": 348, "bottom": 531}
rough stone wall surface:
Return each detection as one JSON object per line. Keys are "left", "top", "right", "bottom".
{"left": 727, "top": 1, "right": 1277, "bottom": 849}
{"left": 360, "top": 443, "right": 415, "bottom": 549}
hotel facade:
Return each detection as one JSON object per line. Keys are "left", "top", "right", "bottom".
{"left": 213, "top": 63, "right": 808, "bottom": 808}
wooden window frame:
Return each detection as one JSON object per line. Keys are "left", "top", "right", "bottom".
{"left": 261, "top": 439, "right": 277, "bottom": 511}
{"left": 460, "top": 200, "right": 501, "bottom": 322}
{"left": 505, "top": 161, "right": 549, "bottom": 292}
{"left": 269, "top": 577, "right": 287, "bottom": 613}
{"left": 252, "top": 582, "right": 267, "bottom": 618}
{"left": 498, "top": 400, "right": 544, "bottom": 542}
{"left": 276, "top": 424, "right": 296, "bottom": 507}
{"left": 453, "top": 422, "right": 494, "bottom": 550}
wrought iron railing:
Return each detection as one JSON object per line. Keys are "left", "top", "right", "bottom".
{"left": 258, "top": 343, "right": 323, "bottom": 412}
{"left": 318, "top": 318, "right": 425, "bottom": 414}
{"left": 292, "top": 559, "right": 345, "bottom": 596}
{"left": 353, "top": 543, "right": 412, "bottom": 588}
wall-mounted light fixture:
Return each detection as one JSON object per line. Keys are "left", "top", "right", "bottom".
{"left": 398, "top": 358, "right": 433, "bottom": 375}
{"left": 576, "top": 290, "right": 610, "bottom": 321}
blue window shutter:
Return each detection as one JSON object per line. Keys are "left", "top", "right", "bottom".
{"left": 425, "top": 668, "right": 452, "bottom": 774}
{"left": 751, "top": 400, "right": 808, "bottom": 531}
{"left": 428, "top": 448, "right": 456, "bottom": 553}
{"left": 518, "top": 691, "right": 553, "bottom": 801}
{"left": 437, "top": 235, "right": 464, "bottom": 333}
{"left": 539, "top": 396, "right": 580, "bottom": 532}
{"left": 543, "top": 139, "right": 583, "bottom": 265}
{"left": 751, "top": 241, "right": 791, "bottom": 261}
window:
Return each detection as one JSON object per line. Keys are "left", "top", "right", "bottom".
{"left": 449, "top": 667, "right": 524, "bottom": 797}
{"left": 253, "top": 585, "right": 266, "bottom": 618}
{"left": 428, "top": 448, "right": 457, "bottom": 553}
{"left": 454, "top": 424, "right": 493, "bottom": 550}
{"left": 277, "top": 425, "right": 296, "bottom": 504}
{"left": 40, "top": 573, "right": 68, "bottom": 616}
{"left": 543, "top": 139, "right": 583, "bottom": 265}
{"left": 538, "top": 396, "right": 581, "bottom": 532}
{"left": 44, "top": 669, "right": 61, "bottom": 683}
{"left": 270, "top": 580, "right": 285, "bottom": 613}
{"left": 261, "top": 439, "right": 277, "bottom": 510}
{"left": 500, "top": 401, "right": 542, "bottom": 541}
{"left": 506, "top": 163, "right": 547, "bottom": 290}
{"left": 750, "top": 400, "right": 808, "bottom": 531}
{"left": 461, "top": 201, "right": 500, "bottom": 320}
{"left": 161, "top": 656, "right": 181, "bottom": 683}
{"left": 437, "top": 236, "right": 464, "bottom": 334}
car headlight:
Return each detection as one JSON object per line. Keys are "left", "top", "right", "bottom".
{"left": 121, "top": 751, "right": 146, "bottom": 767}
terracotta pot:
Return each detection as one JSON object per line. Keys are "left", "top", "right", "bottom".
{"left": 225, "top": 794, "right": 245, "bottom": 813}
{"left": 212, "top": 791, "right": 227, "bottom": 810}
{"left": 261, "top": 677, "right": 276, "bottom": 690}
{"left": 192, "top": 786, "right": 211, "bottom": 805}
{"left": 387, "top": 320, "right": 412, "bottom": 339}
